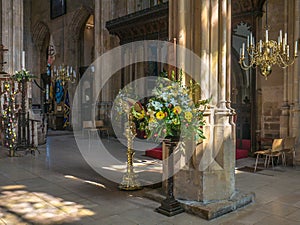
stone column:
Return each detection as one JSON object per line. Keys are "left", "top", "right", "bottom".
{"left": 280, "top": 0, "right": 290, "bottom": 136}
{"left": 2, "top": 0, "right": 23, "bottom": 74}
{"left": 94, "top": 0, "right": 120, "bottom": 103}
{"left": 290, "top": 0, "right": 300, "bottom": 162}
{"left": 169, "top": 0, "right": 246, "bottom": 211}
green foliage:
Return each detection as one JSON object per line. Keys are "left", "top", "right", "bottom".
{"left": 12, "top": 69, "right": 35, "bottom": 82}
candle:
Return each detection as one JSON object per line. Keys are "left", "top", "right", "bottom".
{"left": 295, "top": 40, "right": 298, "bottom": 56}
{"left": 46, "top": 84, "right": 49, "bottom": 100}
{"left": 266, "top": 30, "right": 268, "bottom": 43}
{"left": 279, "top": 30, "right": 282, "bottom": 44}
{"left": 250, "top": 33, "right": 253, "bottom": 45}
{"left": 252, "top": 37, "right": 255, "bottom": 47}
{"left": 287, "top": 45, "right": 290, "bottom": 59}
{"left": 284, "top": 33, "right": 287, "bottom": 45}
{"left": 247, "top": 36, "right": 250, "bottom": 48}
{"left": 242, "top": 43, "right": 245, "bottom": 57}
{"left": 174, "top": 38, "right": 177, "bottom": 68}
{"left": 22, "top": 51, "right": 25, "bottom": 70}
{"left": 259, "top": 40, "right": 262, "bottom": 53}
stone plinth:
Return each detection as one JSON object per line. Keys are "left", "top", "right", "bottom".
{"left": 145, "top": 188, "right": 254, "bottom": 220}
{"left": 171, "top": 112, "right": 236, "bottom": 203}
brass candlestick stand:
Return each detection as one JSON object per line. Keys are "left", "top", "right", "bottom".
{"left": 119, "top": 113, "right": 142, "bottom": 191}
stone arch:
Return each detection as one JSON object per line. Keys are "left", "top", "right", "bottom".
{"left": 69, "top": 6, "right": 93, "bottom": 41}
{"left": 31, "top": 21, "right": 49, "bottom": 51}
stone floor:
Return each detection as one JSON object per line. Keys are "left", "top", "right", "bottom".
{"left": 0, "top": 131, "right": 300, "bottom": 225}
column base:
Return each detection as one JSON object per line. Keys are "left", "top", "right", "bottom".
{"left": 156, "top": 198, "right": 184, "bottom": 216}
{"left": 146, "top": 189, "right": 254, "bottom": 220}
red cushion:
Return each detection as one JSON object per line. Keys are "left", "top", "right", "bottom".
{"left": 242, "top": 139, "right": 251, "bottom": 150}
{"left": 236, "top": 149, "right": 248, "bottom": 160}
{"left": 236, "top": 139, "right": 241, "bottom": 148}
{"left": 145, "top": 147, "right": 162, "bottom": 160}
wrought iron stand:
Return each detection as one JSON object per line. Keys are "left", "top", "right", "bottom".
{"left": 156, "top": 138, "right": 184, "bottom": 216}
{"left": 15, "top": 77, "right": 38, "bottom": 155}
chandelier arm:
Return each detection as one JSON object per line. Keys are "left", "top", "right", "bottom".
{"left": 239, "top": 59, "right": 254, "bottom": 70}
{"left": 277, "top": 54, "right": 296, "bottom": 68}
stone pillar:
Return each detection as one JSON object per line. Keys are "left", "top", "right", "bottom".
{"left": 94, "top": 0, "right": 120, "bottom": 103}
{"left": 169, "top": 0, "right": 235, "bottom": 203}
{"left": 281, "top": 0, "right": 298, "bottom": 139}
{"left": 169, "top": 0, "right": 237, "bottom": 205}
{"left": 290, "top": 0, "right": 300, "bottom": 162}
{"left": 2, "top": 0, "right": 23, "bottom": 74}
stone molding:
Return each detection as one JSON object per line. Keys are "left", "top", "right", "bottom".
{"left": 106, "top": 2, "right": 168, "bottom": 44}
{"left": 69, "top": 6, "right": 92, "bottom": 41}
{"left": 31, "top": 21, "right": 49, "bottom": 51}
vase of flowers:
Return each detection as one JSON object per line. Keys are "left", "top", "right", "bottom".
{"left": 132, "top": 70, "right": 209, "bottom": 143}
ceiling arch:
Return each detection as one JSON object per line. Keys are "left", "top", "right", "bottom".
{"left": 31, "top": 21, "right": 49, "bottom": 51}
{"left": 232, "top": 0, "right": 266, "bottom": 16}
{"left": 231, "top": 0, "right": 266, "bottom": 33}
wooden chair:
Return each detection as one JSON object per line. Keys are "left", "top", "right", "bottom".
{"left": 254, "top": 138, "right": 284, "bottom": 172}
{"left": 82, "top": 120, "right": 100, "bottom": 148}
{"left": 95, "top": 120, "right": 109, "bottom": 139}
{"left": 282, "top": 137, "right": 296, "bottom": 167}
{"left": 82, "top": 120, "right": 94, "bottom": 136}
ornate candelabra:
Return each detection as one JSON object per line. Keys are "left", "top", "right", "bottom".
{"left": 119, "top": 113, "right": 142, "bottom": 191}
{"left": 239, "top": 0, "right": 298, "bottom": 79}
{"left": 1, "top": 80, "right": 18, "bottom": 156}
{"left": 52, "top": 64, "right": 76, "bottom": 86}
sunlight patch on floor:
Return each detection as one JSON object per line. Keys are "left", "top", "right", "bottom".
{"left": 0, "top": 186, "right": 94, "bottom": 224}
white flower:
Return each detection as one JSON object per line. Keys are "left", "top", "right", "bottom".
{"left": 151, "top": 101, "right": 163, "bottom": 110}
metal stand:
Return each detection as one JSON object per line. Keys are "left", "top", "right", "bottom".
{"left": 15, "top": 77, "right": 39, "bottom": 155}
{"left": 28, "top": 119, "right": 41, "bottom": 155}
{"left": 156, "top": 138, "right": 184, "bottom": 216}
{"left": 119, "top": 113, "right": 142, "bottom": 191}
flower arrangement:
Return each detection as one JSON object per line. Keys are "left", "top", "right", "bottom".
{"left": 12, "top": 69, "right": 35, "bottom": 82}
{"left": 114, "top": 86, "right": 138, "bottom": 117}
{"left": 132, "top": 71, "right": 209, "bottom": 143}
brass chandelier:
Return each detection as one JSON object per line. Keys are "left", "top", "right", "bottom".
{"left": 239, "top": 0, "right": 298, "bottom": 79}
{"left": 52, "top": 64, "right": 76, "bottom": 85}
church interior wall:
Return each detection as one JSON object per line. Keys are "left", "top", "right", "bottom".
{"left": 257, "top": 0, "right": 285, "bottom": 140}
{"left": 27, "top": 0, "right": 94, "bottom": 127}
{"left": 2, "top": 0, "right": 299, "bottom": 162}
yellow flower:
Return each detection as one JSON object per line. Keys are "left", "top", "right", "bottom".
{"left": 172, "top": 118, "right": 180, "bottom": 125}
{"left": 156, "top": 111, "right": 165, "bottom": 120}
{"left": 149, "top": 117, "right": 156, "bottom": 123}
{"left": 136, "top": 110, "right": 145, "bottom": 119}
{"left": 184, "top": 111, "right": 193, "bottom": 122}
{"left": 173, "top": 106, "right": 182, "bottom": 115}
